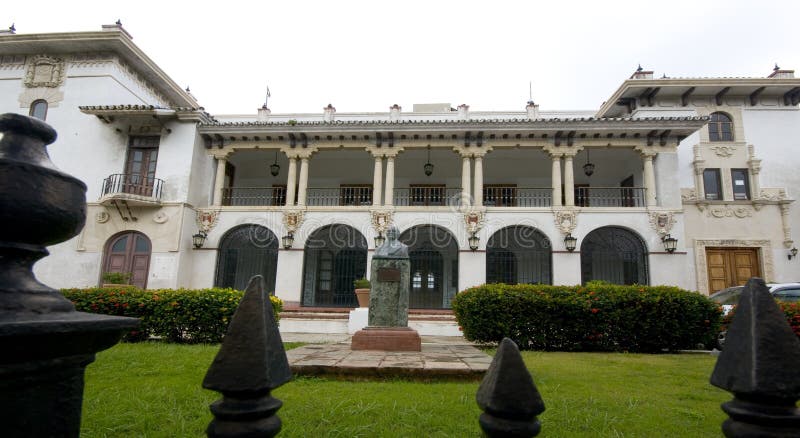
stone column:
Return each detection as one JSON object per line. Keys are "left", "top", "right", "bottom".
{"left": 384, "top": 156, "right": 395, "bottom": 206}
{"left": 473, "top": 155, "right": 484, "bottom": 207}
{"left": 643, "top": 153, "right": 657, "bottom": 207}
{"left": 297, "top": 156, "right": 309, "bottom": 206}
{"left": 462, "top": 154, "right": 472, "bottom": 207}
{"left": 780, "top": 203, "right": 793, "bottom": 246}
{"left": 564, "top": 154, "right": 575, "bottom": 207}
{"left": 372, "top": 155, "right": 383, "bottom": 206}
{"left": 285, "top": 156, "right": 297, "bottom": 206}
{"left": 551, "top": 154, "right": 562, "bottom": 207}
{"left": 212, "top": 154, "right": 228, "bottom": 206}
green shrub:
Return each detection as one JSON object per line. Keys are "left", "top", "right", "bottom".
{"left": 61, "top": 286, "right": 283, "bottom": 344}
{"left": 353, "top": 278, "right": 371, "bottom": 289}
{"left": 101, "top": 271, "right": 131, "bottom": 284}
{"left": 451, "top": 283, "right": 722, "bottom": 353}
{"left": 723, "top": 301, "right": 800, "bottom": 339}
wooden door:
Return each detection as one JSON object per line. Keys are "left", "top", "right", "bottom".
{"left": 103, "top": 232, "right": 151, "bottom": 288}
{"left": 125, "top": 136, "right": 159, "bottom": 196}
{"left": 706, "top": 248, "right": 760, "bottom": 293}
{"left": 620, "top": 175, "right": 635, "bottom": 207}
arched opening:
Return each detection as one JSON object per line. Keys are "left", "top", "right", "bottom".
{"left": 302, "top": 224, "right": 367, "bottom": 307}
{"left": 581, "top": 226, "right": 648, "bottom": 285}
{"left": 486, "top": 226, "right": 552, "bottom": 285}
{"left": 215, "top": 224, "right": 279, "bottom": 292}
{"left": 102, "top": 231, "right": 151, "bottom": 288}
{"left": 29, "top": 99, "right": 48, "bottom": 120}
{"left": 709, "top": 112, "right": 734, "bottom": 141}
{"left": 399, "top": 225, "right": 459, "bottom": 309}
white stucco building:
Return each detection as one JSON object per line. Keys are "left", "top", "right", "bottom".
{"left": 2, "top": 25, "right": 798, "bottom": 313}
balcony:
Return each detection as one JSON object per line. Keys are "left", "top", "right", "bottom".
{"left": 222, "top": 187, "right": 286, "bottom": 206}
{"left": 483, "top": 186, "right": 551, "bottom": 207}
{"left": 575, "top": 187, "right": 645, "bottom": 207}
{"left": 99, "top": 173, "right": 163, "bottom": 206}
{"left": 393, "top": 187, "right": 463, "bottom": 207}
{"left": 307, "top": 186, "right": 373, "bottom": 207}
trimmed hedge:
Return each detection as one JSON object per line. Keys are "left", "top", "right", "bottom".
{"left": 61, "top": 286, "right": 283, "bottom": 344}
{"left": 451, "top": 282, "right": 722, "bottom": 353}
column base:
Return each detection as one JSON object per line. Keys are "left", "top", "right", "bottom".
{"left": 351, "top": 326, "right": 421, "bottom": 351}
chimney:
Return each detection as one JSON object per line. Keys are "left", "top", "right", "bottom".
{"left": 630, "top": 64, "right": 653, "bottom": 80}
{"left": 257, "top": 105, "right": 271, "bottom": 122}
{"left": 768, "top": 64, "right": 795, "bottom": 79}
{"left": 389, "top": 104, "right": 401, "bottom": 121}
{"left": 526, "top": 101, "right": 540, "bottom": 119}
{"left": 323, "top": 104, "right": 336, "bottom": 122}
{"left": 457, "top": 104, "right": 469, "bottom": 120}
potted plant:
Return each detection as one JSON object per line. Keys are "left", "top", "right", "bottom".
{"left": 102, "top": 271, "right": 131, "bottom": 287}
{"left": 353, "top": 277, "right": 370, "bottom": 308}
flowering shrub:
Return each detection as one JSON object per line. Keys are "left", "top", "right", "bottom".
{"left": 451, "top": 283, "right": 722, "bottom": 353}
{"left": 722, "top": 301, "right": 800, "bottom": 339}
{"left": 61, "top": 286, "right": 283, "bottom": 344}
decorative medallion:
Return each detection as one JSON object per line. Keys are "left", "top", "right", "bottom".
{"left": 648, "top": 212, "right": 676, "bottom": 236}
{"left": 370, "top": 209, "right": 394, "bottom": 234}
{"left": 95, "top": 211, "right": 110, "bottom": 224}
{"left": 152, "top": 210, "right": 169, "bottom": 224}
{"left": 708, "top": 206, "right": 753, "bottom": 219}
{"left": 759, "top": 189, "right": 787, "bottom": 201}
{"left": 196, "top": 209, "right": 221, "bottom": 233}
{"left": 681, "top": 189, "right": 698, "bottom": 202}
{"left": 554, "top": 210, "right": 577, "bottom": 235}
{"left": 24, "top": 55, "right": 64, "bottom": 88}
{"left": 463, "top": 210, "right": 486, "bottom": 234}
{"left": 282, "top": 210, "right": 305, "bottom": 234}
{"left": 710, "top": 145, "right": 736, "bottom": 158}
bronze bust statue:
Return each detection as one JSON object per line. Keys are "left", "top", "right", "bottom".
{"left": 374, "top": 226, "right": 408, "bottom": 258}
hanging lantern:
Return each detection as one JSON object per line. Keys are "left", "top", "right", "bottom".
{"left": 564, "top": 233, "right": 577, "bottom": 252}
{"left": 662, "top": 234, "right": 678, "bottom": 253}
{"left": 583, "top": 149, "right": 595, "bottom": 177}
{"left": 270, "top": 150, "right": 280, "bottom": 177}
{"left": 424, "top": 145, "right": 434, "bottom": 176}
{"left": 192, "top": 231, "right": 207, "bottom": 249}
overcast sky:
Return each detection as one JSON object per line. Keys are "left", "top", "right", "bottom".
{"left": 7, "top": 0, "right": 800, "bottom": 115}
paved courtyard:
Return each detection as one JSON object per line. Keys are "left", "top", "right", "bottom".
{"left": 285, "top": 336, "right": 492, "bottom": 379}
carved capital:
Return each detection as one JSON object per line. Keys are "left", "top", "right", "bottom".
{"left": 283, "top": 147, "right": 318, "bottom": 159}
{"left": 452, "top": 145, "right": 493, "bottom": 158}
{"left": 365, "top": 146, "right": 404, "bottom": 158}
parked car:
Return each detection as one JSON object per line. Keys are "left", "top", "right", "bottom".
{"left": 709, "top": 282, "right": 800, "bottom": 349}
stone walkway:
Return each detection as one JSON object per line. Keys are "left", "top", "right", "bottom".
{"left": 285, "top": 335, "right": 492, "bottom": 379}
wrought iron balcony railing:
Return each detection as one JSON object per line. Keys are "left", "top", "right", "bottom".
{"left": 101, "top": 173, "right": 163, "bottom": 202}
{"left": 307, "top": 186, "right": 373, "bottom": 207}
{"left": 222, "top": 187, "right": 286, "bottom": 206}
{"left": 393, "top": 187, "right": 463, "bottom": 207}
{"left": 483, "top": 187, "right": 552, "bottom": 207}
{"left": 575, "top": 187, "right": 645, "bottom": 207}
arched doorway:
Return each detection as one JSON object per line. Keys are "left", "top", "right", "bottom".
{"left": 102, "top": 231, "right": 151, "bottom": 288}
{"left": 215, "top": 224, "right": 279, "bottom": 292}
{"left": 302, "top": 224, "right": 367, "bottom": 307}
{"left": 399, "top": 225, "right": 459, "bottom": 309}
{"left": 486, "top": 226, "right": 552, "bottom": 285}
{"left": 581, "top": 226, "right": 648, "bottom": 285}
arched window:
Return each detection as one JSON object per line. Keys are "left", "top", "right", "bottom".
{"left": 302, "top": 224, "right": 367, "bottom": 307}
{"left": 29, "top": 99, "right": 48, "bottom": 120}
{"left": 399, "top": 225, "right": 459, "bottom": 309}
{"left": 708, "top": 112, "right": 733, "bottom": 141}
{"left": 102, "top": 231, "right": 151, "bottom": 288}
{"left": 215, "top": 225, "right": 279, "bottom": 292}
{"left": 580, "top": 226, "right": 648, "bottom": 285}
{"left": 486, "top": 226, "right": 552, "bottom": 285}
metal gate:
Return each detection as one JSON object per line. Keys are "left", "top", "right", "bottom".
{"left": 400, "top": 225, "right": 459, "bottom": 309}
{"left": 215, "top": 225, "right": 279, "bottom": 293}
{"left": 302, "top": 225, "right": 367, "bottom": 307}
{"left": 486, "top": 226, "right": 552, "bottom": 285}
{"left": 581, "top": 226, "right": 648, "bottom": 285}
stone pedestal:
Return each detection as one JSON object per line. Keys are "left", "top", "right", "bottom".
{"left": 351, "top": 326, "right": 421, "bottom": 351}
{"left": 347, "top": 307, "right": 368, "bottom": 334}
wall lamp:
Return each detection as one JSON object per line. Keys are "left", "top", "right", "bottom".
{"left": 468, "top": 233, "right": 480, "bottom": 251}
{"left": 192, "top": 231, "right": 207, "bottom": 249}
{"left": 374, "top": 233, "right": 386, "bottom": 248}
{"left": 662, "top": 234, "right": 678, "bottom": 253}
{"left": 789, "top": 247, "right": 798, "bottom": 260}
{"left": 282, "top": 233, "right": 294, "bottom": 249}
{"left": 564, "top": 233, "right": 577, "bottom": 252}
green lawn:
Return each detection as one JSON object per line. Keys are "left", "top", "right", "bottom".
{"left": 81, "top": 343, "right": 729, "bottom": 437}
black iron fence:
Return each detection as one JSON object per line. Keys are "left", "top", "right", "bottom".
{"left": 483, "top": 187, "right": 552, "bottom": 207}
{"left": 575, "top": 187, "right": 645, "bottom": 207}
{"left": 222, "top": 186, "right": 286, "bottom": 206}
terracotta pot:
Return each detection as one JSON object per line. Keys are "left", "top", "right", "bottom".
{"left": 355, "top": 288, "right": 370, "bottom": 308}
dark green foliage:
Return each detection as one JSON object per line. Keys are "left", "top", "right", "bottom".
{"left": 61, "top": 286, "right": 283, "bottom": 343}
{"left": 451, "top": 283, "right": 722, "bottom": 353}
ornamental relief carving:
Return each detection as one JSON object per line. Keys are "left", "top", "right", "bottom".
{"left": 196, "top": 209, "right": 221, "bottom": 233}
{"left": 282, "top": 210, "right": 305, "bottom": 234}
{"left": 681, "top": 189, "right": 697, "bottom": 202}
{"left": 758, "top": 188, "right": 787, "bottom": 201}
{"left": 370, "top": 210, "right": 394, "bottom": 234}
{"left": 709, "top": 145, "right": 736, "bottom": 158}
{"left": 708, "top": 206, "right": 753, "bottom": 219}
{"left": 463, "top": 210, "right": 486, "bottom": 234}
{"left": 554, "top": 210, "right": 577, "bottom": 235}
{"left": 648, "top": 212, "right": 676, "bottom": 236}
{"left": 24, "top": 55, "right": 64, "bottom": 88}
